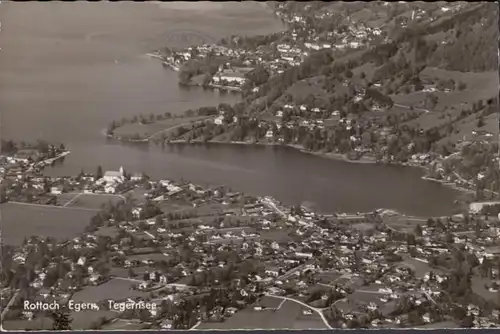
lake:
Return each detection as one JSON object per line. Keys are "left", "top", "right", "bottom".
{"left": 0, "top": 1, "right": 460, "bottom": 217}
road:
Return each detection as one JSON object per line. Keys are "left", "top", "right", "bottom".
{"left": 277, "top": 263, "right": 308, "bottom": 280}
{"left": 112, "top": 276, "right": 191, "bottom": 289}
{"left": 265, "top": 294, "right": 332, "bottom": 329}
{"left": 1, "top": 290, "right": 19, "bottom": 322}
{"left": 189, "top": 321, "right": 202, "bottom": 330}
{"left": 355, "top": 289, "right": 386, "bottom": 295}
{"left": 261, "top": 197, "right": 287, "bottom": 218}
{"left": 394, "top": 103, "right": 432, "bottom": 114}
{"left": 63, "top": 193, "right": 83, "bottom": 207}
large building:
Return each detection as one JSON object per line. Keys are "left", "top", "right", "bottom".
{"left": 212, "top": 70, "right": 247, "bottom": 85}
{"left": 103, "top": 166, "right": 125, "bottom": 183}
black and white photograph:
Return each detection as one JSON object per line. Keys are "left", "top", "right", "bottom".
{"left": 0, "top": 0, "right": 499, "bottom": 331}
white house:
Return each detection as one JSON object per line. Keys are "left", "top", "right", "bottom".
{"left": 105, "top": 184, "right": 117, "bottom": 194}
{"left": 214, "top": 116, "right": 224, "bottom": 125}
{"left": 131, "top": 173, "right": 142, "bottom": 181}
{"left": 50, "top": 186, "right": 63, "bottom": 195}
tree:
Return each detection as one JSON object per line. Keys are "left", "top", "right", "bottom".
{"left": 51, "top": 311, "right": 72, "bottom": 330}
{"left": 96, "top": 165, "right": 103, "bottom": 180}
{"left": 477, "top": 116, "right": 485, "bottom": 127}
{"left": 414, "top": 224, "right": 423, "bottom": 237}
{"left": 155, "top": 215, "right": 163, "bottom": 226}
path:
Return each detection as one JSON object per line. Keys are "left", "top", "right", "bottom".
{"left": 265, "top": 294, "right": 332, "bottom": 329}
{"left": 261, "top": 197, "right": 287, "bottom": 218}
{"left": 278, "top": 263, "right": 308, "bottom": 280}
{"left": 7, "top": 201, "right": 100, "bottom": 212}
{"left": 63, "top": 193, "right": 83, "bottom": 207}
{"left": 1, "top": 290, "right": 19, "bottom": 322}
{"left": 394, "top": 103, "right": 432, "bottom": 114}
{"left": 65, "top": 192, "right": 126, "bottom": 201}
{"left": 147, "top": 117, "right": 213, "bottom": 141}
{"left": 189, "top": 320, "right": 202, "bottom": 330}
{"left": 355, "top": 289, "right": 386, "bottom": 294}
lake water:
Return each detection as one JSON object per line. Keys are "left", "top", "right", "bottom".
{"left": 0, "top": 2, "right": 460, "bottom": 217}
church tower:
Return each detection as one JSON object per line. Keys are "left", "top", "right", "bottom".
{"left": 119, "top": 166, "right": 124, "bottom": 177}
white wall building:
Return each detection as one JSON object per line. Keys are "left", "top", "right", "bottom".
{"left": 103, "top": 166, "right": 125, "bottom": 183}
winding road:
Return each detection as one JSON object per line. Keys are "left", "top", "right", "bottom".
{"left": 264, "top": 294, "right": 332, "bottom": 329}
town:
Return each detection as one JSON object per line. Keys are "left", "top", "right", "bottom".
{"left": 1, "top": 142, "right": 500, "bottom": 329}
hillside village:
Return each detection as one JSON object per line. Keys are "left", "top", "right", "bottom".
{"left": 115, "top": 1, "right": 500, "bottom": 201}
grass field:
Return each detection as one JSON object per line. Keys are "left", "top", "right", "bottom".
{"left": 471, "top": 276, "right": 496, "bottom": 302}
{"left": 197, "top": 298, "right": 327, "bottom": 330}
{"left": 2, "top": 317, "right": 53, "bottom": 330}
{"left": 1, "top": 203, "right": 97, "bottom": 245}
{"left": 58, "top": 193, "right": 124, "bottom": 209}
{"left": 102, "top": 319, "right": 149, "bottom": 330}
{"left": 113, "top": 116, "right": 209, "bottom": 139}
{"left": 398, "top": 257, "right": 437, "bottom": 278}
{"left": 71, "top": 278, "right": 150, "bottom": 303}
{"left": 437, "top": 112, "right": 497, "bottom": 145}
{"left": 70, "top": 310, "right": 117, "bottom": 330}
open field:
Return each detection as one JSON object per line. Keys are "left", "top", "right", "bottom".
{"left": 71, "top": 278, "right": 150, "bottom": 303}
{"left": 420, "top": 68, "right": 498, "bottom": 101}
{"left": 197, "top": 298, "right": 327, "bottom": 330}
{"left": 124, "top": 187, "right": 148, "bottom": 204}
{"left": 110, "top": 267, "right": 148, "bottom": 279}
{"left": 2, "top": 317, "right": 53, "bottom": 330}
{"left": 471, "top": 276, "right": 496, "bottom": 302}
{"left": 317, "top": 271, "right": 343, "bottom": 284}
{"left": 70, "top": 310, "right": 117, "bottom": 330}
{"left": 95, "top": 226, "right": 121, "bottom": 237}
{"left": 384, "top": 215, "right": 425, "bottom": 233}
{"left": 157, "top": 199, "right": 195, "bottom": 212}
{"left": 437, "top": 112, "right": 497, "bottom": 145}
{"left": 0, "top": 203, "right": 96, "bottom": 245}
{"left": 394, "top": 68, "right": 498, "bottom": 121}
{"left": 415, "top": 320, "right": 459, "bottom": 329}
{"left": 102, "top": 319, "right": 149, "bottom": 330}
{"left": 397, "top": 257, "right": 443, "bottom": 278}
{"left": 113, "top": 116, "right": 209, "bottom": 139}
{"left": 58, "top": 192, "right": 124, "bottom": 209}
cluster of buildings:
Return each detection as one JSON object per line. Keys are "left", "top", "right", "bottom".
{"left": 3, "top": 166, "right": 500, "bottom": 329}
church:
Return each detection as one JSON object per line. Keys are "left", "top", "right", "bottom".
{"left": 103, "top": 166, "right": 125, "bottom": 183}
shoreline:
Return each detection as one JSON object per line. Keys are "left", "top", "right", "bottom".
{"left": 421, "top": 176, "right": 475, "bottom": 194}
{"left": 103, "top": 129, "right": 476, "bottom": 195}
{"left": 147, "top": 53, "right": 242, "bottom": 92}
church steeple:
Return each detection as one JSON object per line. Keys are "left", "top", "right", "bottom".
{"left": 119, "top": 166, "right": 124, "bottom": 177}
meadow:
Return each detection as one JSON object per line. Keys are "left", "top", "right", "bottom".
{"left": 197, "top": 297, "right": 327, "bottom": 330}
{"left": 113, "top": 116, "right": 209, "bottom": 139}
{"left": 58, "top": 192, "right": 124, "bottom": 209}
{"left": 0, "top": 203, "right": 96, "bottom": 245}
{"left": 71, "top": 278, "right": 150, "bottom": 303}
